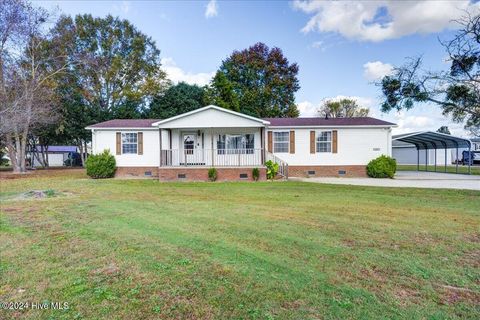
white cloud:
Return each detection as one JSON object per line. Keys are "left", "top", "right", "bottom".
{"left": 161, "top": 57, "right": 214, "bottom": 86}
{"left": 113, "top": 1, "right": 131, "bottom": 14}
{"left": 205, "top": 0, "right": 218, "bottom": 18}
{"left": 296, "top": 101, "right": 318, "bottom": 116}
{"left": 292, "top": 0, "right": 480, "bottom": 42}
{"left": 363, "top": 61, "right": 394, "bottom": 81}
{"left": 392, "top": 109, "right": 468, "bottom": 137}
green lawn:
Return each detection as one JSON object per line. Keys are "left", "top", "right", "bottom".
{"left": 1, "top": 171, "right": 479, "bottom": 319}
{"left": 397, "top": 164, "right": 480, "bottom": 175}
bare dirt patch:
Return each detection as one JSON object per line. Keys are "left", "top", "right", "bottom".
{"left": 437, "top": 285, "right": 480, "bottom": 305}
{"left": 0, "top": 168, "right": 85, "bottom": 180}
{"left": 1, "top": 189, "right": 73, "bottom": 201}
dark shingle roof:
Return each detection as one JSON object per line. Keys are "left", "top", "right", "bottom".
{"left": 87, "top": 119, "right": 160, "bottom": 128}
{"left": 263, "top": 117, "right": 396, "bottom": 127}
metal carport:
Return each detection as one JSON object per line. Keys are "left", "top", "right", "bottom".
{"left": 393, "top": 131, "right": 472, "bottom": 174}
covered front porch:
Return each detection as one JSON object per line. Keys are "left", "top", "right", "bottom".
{"left": 159, "top": 127, "right": 265, "bottom": 167}
{"left": 153, "top": 105, "right": 270, "bottom": 168}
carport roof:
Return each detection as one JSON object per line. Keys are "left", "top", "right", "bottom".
{"left": 392, "top": 131, "right": 471, "bottom": 150}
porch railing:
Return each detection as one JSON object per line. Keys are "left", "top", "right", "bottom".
{"left": 266, "top": 152, "right": 288, "bottom": 179}
{"left": 160, "top": 149, "right": 264, "bottom": 167}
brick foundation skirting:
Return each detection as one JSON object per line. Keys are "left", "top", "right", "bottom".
{"left": 115, "top": 167, "right": 159, "bottom": 178}
{"left": 288, "top": 165, "right": 367, "bottom": 178}
{"left": 116, "top": 165, "right": 365, "bottom": 179}
{"left": 158, "top": 167, "right": 266, "bottom": 181}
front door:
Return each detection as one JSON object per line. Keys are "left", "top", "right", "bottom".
{"left": 182, "top": 133, "right": 199, "bottom": 165}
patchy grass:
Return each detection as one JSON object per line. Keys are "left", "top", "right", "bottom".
{"left": 1, "top": 170, "right": 479, "bottom": 319}
{"left": 397, "top": 164, "right": 480, "bottom": 175}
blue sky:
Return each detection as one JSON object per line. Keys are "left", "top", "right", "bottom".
{"left": 35, "top": 0, "right": 480, "bottom": 137}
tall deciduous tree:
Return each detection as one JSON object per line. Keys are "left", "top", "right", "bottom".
{"left": 52, "top": 14, "right": 168, "bottom": 117}
{"left": 206, "top": 42, "right": 300, "bottom": 118}
{"left": 318, "top": 98, "right": 370, "bottom": 118}
{"left": 48, "top": 14, "right": 168, "bottom": 163}
{"left": 204, "top": 72, "right": 240, "bottom": 112}
{"left": 379, "top": 13, "right": 480, "bottom": 133}
{"left": 147, "top": 82, "right": 205, "bottom": 119}
{"left": 0, "top": 0, "right": 67, "bottom": 173}
{"left": 437, "top": 126, "right": 451, "bottom": 135}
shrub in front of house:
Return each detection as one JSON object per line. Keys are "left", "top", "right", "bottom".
{"left": 252, "top": 167, "right": 260, "bottom": 181}
{"left": 265, "top": 160, "right": 279, "bottom": 180}
{"left": 86, "top": 150, "right": 116, "bottom": 179}
{"left": 208, "top": 167, "right": 217, "bottom": 181}
{"left": 366, "top": 155, "right": 396, "bottom": 178}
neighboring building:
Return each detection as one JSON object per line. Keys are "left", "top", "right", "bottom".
{"left": 472, "top": 138, "right": 480, "bottom": 152}
{"left": 392, "top": 139, "right": 453, "bottom": 165}
{"left": 29, "top": 146, "right": 78, "bottom": 167}
{"left": 86, "top": 105, "right": 395, "bottom": 180}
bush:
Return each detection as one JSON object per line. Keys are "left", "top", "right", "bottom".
{"left": 252, "top": 167, "right": 260, "bottom": 181}
{"left": 265, "top": 160, "right": 279, "bottom": 180}
{"left": 366, "top": 155, "right": 396, "bottom": 178}
{"left": 208, "top": 167, "right": 217, "bottom": 181}
{"left": 85, "top": 150, "right": 116, "bottom": 179}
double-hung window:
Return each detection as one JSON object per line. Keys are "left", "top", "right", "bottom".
{"left": 122, "top": 132, "right": 138, "bottom": 154}
{"left": 273, "top": 131, "right": 289, "bottom": 153}
{"left": 217, "top": 134, "right": 255, "bottom": 154}
{"left": 316, "top": 131, "right": 332, "bottom": 153}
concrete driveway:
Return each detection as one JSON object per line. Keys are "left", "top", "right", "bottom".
{"left": 290, "top": 171, "right": 480, "bottom": 190}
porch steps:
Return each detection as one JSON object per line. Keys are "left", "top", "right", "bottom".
{"left": 266, "top": 153, "right": 288, "bottom": 180}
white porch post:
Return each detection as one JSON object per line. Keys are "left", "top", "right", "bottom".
{"left": 159, "top": 128, "right": 162, "bottom": 167}
{"left": 211, "top": 129, "right": 214, "bottom": 167}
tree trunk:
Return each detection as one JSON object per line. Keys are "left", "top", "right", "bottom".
{"left": 6, "top": 134, "right": 20, "bottom": 173}
{"left": 7, "top": 132, "right": 28, "bottom": 173}
{"left": 30, "top": 139, "right": 48, "bottom": 168}
{"left": 19, "top": 129, "right": 28, "bottom": 172}
{"left": 78, "top": 141, "right": 85, "bottom": 167}
{"left": 84, "top": 140, "right": 88, "bottom": 163}
{"left": 42, "top": 145, "right": 49, "bottom": 167}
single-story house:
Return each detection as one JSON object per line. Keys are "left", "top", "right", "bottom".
{"left": 28, "top": 145, "right": 78, "bottom": 167}
{"left": 86, "top": 105, "right": 396, "bottom": 181}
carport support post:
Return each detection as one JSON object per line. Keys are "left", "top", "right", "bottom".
{"left": 434, "top": 148, "right": 437, "bottom": 172}
{"left": 417, "top": 148, "right": 420, "bottom": 171}
{"left": 456, "top": 146, "right": 459, "bottom": 174}
{"left": 425, "top": 148, "right": 428, "bottom": 172}
{"left": 468, "top": 144, "right": 471, "bottom": 175}
{"left": 444, "top": 148, "right": 447, "bottom": 173}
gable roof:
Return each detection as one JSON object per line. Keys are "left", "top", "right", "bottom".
{"left": 264, "top": 117, "right": 396, "bottom": 127}
{"left": 86, "top": 119, "right": 160, "bottom": 129}
{"left": 151, "top": 105, "right": 270, "bottom": 126}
